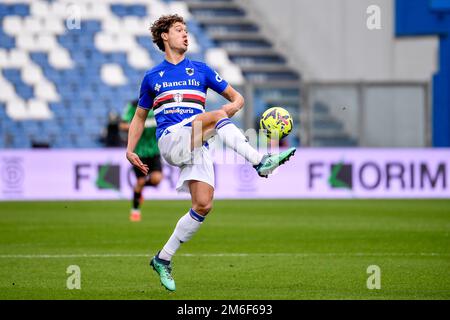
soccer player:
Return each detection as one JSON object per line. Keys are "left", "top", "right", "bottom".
{"left": 126, "top": 14, "right": 295, "bottom": 291}
{"left": 121, "top": 99, "right": 163, "bottom": 222}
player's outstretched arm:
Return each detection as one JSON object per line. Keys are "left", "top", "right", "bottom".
{"left": 126, "top": 107, "right": 149, "bottom": 175}
{"left": 220, "top": 85, "right": 244, "bottom": 118}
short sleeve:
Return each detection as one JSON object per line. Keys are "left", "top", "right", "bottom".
{"left": 204, "top": 64, "right": 228, "bottom": 94}
{"left": 138, "top": 74, "right": 154, "bottom": 110}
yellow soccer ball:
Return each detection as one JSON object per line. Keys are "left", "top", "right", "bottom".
{"left": 260, "top": 107, "right": 293, "bottom": 139}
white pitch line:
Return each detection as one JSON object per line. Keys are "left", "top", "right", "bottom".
{"left": 0, "top": 252, "right": 448, "bottom": 259}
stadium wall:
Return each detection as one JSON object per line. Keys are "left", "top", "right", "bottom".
{"left": 241, "top": 0, "right": 437, "bottom": 82}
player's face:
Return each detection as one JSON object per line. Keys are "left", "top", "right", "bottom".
{"left": 166, "top": 22, "right": 188, "bottom": 53}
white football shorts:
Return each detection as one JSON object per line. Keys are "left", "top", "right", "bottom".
{"left": 158, "top": 116, "right": 215, "bottom": 193}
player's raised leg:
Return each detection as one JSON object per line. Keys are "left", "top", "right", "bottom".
{"left": 191, "top": 109, "right": 296, "bottom": 177}
{"left": 150, "top": 181, "right": 213, "bottom": 291}
{"left": 192, "top": 109, "right": 262, "bottom": 163}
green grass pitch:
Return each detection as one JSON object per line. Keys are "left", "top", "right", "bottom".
{"left": 0, "top": 199, "right": 449, "bottom": 300}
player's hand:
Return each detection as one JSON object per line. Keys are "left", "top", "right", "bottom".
{"left": 126, "top": 151, "right": 149, "bottom": 175}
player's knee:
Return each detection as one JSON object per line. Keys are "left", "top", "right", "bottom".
{"left": 135, "top": 178, "right": 146, "bottom": 191}
{"left": 150, "top": 171, "right": 163, "bottom": 186}
{"left": 193, "top": 200, "right": 213, "bottom": 216}
{"left": 213, "top": 110, "right": 228, "bottom": 122}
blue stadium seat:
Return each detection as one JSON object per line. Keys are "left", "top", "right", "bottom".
{"left": 83, "top": 21, "right": 102, "bottom": 33}
{"left": 12, "top": 135, "right": 31, "bottom": 148}
{"left": 15, "top": 85, "right": 34, "bottom": 99}
{"left": 110, "top": 4, "right": 147, "bottom": 17}
{"left": 30, "top": 53, "right": 49, "bottom": 66}
{"left": 2, "top": 69, "right": 21, "bottom": 81}
{"left": 43, "top": 122, "right": 61, "bottom": 136}
{"left": 0, "top": 4, "right": 9, "bottom": 16}
{"left": 23, "top": 120, "right": 41, "bottom": 134}
{"left": 0, "top": 32, "right": 15, "bottom": 49}
{"left": 10, "top": 4, "right": 29, "bottom": 16}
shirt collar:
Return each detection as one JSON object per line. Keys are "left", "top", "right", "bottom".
{"left": 163, "top": 57, "right": 188, "bottom": 66}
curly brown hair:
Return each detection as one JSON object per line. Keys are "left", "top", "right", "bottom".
{"left": 150, "top": 14, "right": 186, "bottom": 52}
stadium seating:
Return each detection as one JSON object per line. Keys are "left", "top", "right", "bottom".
{"left": 0, "top": 0, "right": 305, "bottom": 148}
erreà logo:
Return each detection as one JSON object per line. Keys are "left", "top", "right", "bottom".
{"left": 95, "top": 163, "right": 121, "bottom": 190}
{"left": 328, "top": 161, "right": 353, "bottom": 189}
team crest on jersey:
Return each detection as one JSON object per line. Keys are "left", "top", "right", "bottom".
{"left": 174, "top": 92, "right": 183, "bottom": 103}
{"left": 185, "top": 68, "right": 194, "bottom": 76}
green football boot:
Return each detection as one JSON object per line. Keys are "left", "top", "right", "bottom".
{"left": 253, "top": 147, "right": 296, "bottom": 178}
{"left": 150, "top": 255, "right": 176, "bottom": 292}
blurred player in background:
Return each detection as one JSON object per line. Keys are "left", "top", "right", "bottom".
{"left": 121, "top": 99, "right": 163, "bottom": 222}
{"left": 100, "top": 111, "right": 122, "bottom": 147}
{"left": 126, "top": 14, "right": 295, "bottom": 291}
